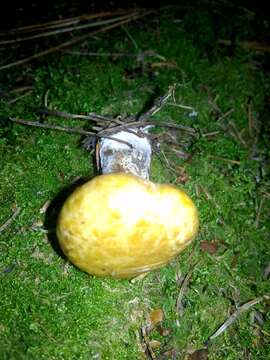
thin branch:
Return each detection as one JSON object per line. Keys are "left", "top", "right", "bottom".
{"left": 140, "top": 326, "right": 157, "bottom": 360}
{"left": 0, "top": 10, "right": 154, "bottom": 71}
{"left": 138, "top": 84, "right": 176, "bottom": 121}
{"left": 63, "top": 50, "right": 163, "bottom": 59}
{"left": 218, "top": 39, "right": 270, "bottom": 53}
{"left": 7, "top": 117, "right": 133, "bottom": 147}
{"left": 207, "top": 296, "right": 267, "bottom": 343}
{"left": 0, "top": 207, "right": 21, "bottom": 233}
{"left": 7, "top": 90, "right": 33, "bottom": 104}
{"left": 176, "top": 261, "right": 199, "bottom": 316}
{"left": 38, "top": 108, "right": 196, "bottom": 134}
{"left": 247, "top": 101, "right": 254, "bottom": 137}
{"left": 0, "top": 14, "right": 135, "bottom": 45}
{"left": 255, "top": 196, "right": 265, "bottom": 228}
{"left": 107, "top": 120, "right": 196, "bottom": 134}
{"left": 0, "top": 10, "right": 129, "bottom": 36}
{"left": 176, "top": 270, "right": 193, "bottom": 315}
{"left": 122, "top": 25, "right": 140, "bottom": 51}
{"left": 217, "top": 108, "right": 235, "bottom": 122}
{"left": 167, "top": 101, "right": 195, "bottom": 111}
{"left": 208, "top": 155, "right": 241, "bottom": 165}
{"left": 37, "top": 108, "right": 113, "bottom": 122}
{"left": 202, "top": 131, "right": 220, "bottom": 138}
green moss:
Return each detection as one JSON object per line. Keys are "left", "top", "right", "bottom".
{"left": 0, "top": 7, "right": 269, "bottom": 360}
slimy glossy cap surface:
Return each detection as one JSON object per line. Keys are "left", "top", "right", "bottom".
{"left": 57, "top": 173, "right": 199, "bottom": 279}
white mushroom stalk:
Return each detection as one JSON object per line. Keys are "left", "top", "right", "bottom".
{"left": 98, "top": 127, "right": 152, "bottom": 180}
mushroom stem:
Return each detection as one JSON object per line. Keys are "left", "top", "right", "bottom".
{"left": 98, "top": 127, "right": 152, "bottom": 180}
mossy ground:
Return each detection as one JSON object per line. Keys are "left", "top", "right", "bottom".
{"left": 0, "top": 5, "right": 269, "bottom": 360}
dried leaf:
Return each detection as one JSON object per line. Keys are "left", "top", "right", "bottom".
{"left": 158, "top": 326, "right": 171, "bottom": 337}
{"left": 200, "top": 241, "right": 219, "bottom": 255}
{"left": 150, "top": 309, "right": 164, "bottom": 326}
{"left": 188, "top": 348, "right": 208, "bottom": 360}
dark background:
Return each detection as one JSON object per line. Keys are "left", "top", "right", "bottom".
{"left": 1, "top": 0, "right": 269, "bottom": 31}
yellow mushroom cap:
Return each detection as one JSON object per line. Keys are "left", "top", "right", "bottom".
{"left": 56, "top": 173, "right": 199, "bottom": 279}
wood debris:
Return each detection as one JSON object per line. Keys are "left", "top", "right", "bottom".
{"left": 206, "top": 296, "right": 268, "bottom": 344}
{"left": 0, "top": 206, "right": 21, "bottom": 233}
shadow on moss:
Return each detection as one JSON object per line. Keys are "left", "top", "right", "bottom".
{"left": 44, "top": 177, "right": 91, "bottom": 259}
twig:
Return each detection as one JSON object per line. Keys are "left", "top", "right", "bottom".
{"left": 228, "top": 121, "right": 248, "bottom": 147}
{"left": 159, "top": 149, "right": 177, "bottom": 176}
{"left": 138, "top": 84, "right": 176, "bottom": 121}
{"left": 100, "top": 120, "right": 196, "bottom": 135}
{"left": 255, "top": 196, "right": 265, "bottom": 228}
{"left": 63, "top": 50, "right": 163, "bottom": 59}
{"left": 217, "top": 108, "right": 234, "bottom": 123}
{"left": 37, "top": 108, "right": 113, "bottom": 122}
{"left": 44, "top": 90, "right": 50, "bottom": 108}
{"left": 0, "top": 206, "right": 21, "bottom": 233}
{"left": 247, "top": 102, "right": 253, "bottom": 137}
{"left": 7, "top": 90, "right": 33, "bottom": 104}
{"left": 197, "top": 183, "right": 226, "bottom": 225}
{"left": 202, "top": 131, "right": 220, "bottom": 138}
{"left": 218, "top": 39, "right": 270, "bottom": 53}
{"left": 208, "top": 155, "right": 241, "bottom": 165}
{"left": 7, "top": 117, "right": 133, "bottom": 147}
{"left": 0, "top": 10, "right": 129, "bottom": 36}
{"left": 176, "top": 267, "right": 194, "bottom": 316}
{"left": 207, "top": 296, "right": 267, "bottom": 343}
{"left": 167, "top": 102, "right": 195, "bottom": 111}
{"left": 0, "top": 10, "right": 153, "bottom": 71}
{"left": 140, "top": 326, "right": 157, "bottom": 360}
{"left": 10, "top": 86, "right": 34, "bottom": 93}
{"left": 122, "top": 25, "right": 140, "bottom": 51}
{"left": 0, "top": 14, "right": 135, "bottom": 45}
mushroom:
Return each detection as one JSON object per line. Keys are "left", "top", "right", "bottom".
{"left": 57, "top": 125, "right": 199, "bottom": 279}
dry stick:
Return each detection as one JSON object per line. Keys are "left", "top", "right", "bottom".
{"left": 140, "top": 326, "right": 157, "bottom": 360}
{"left": 138, "top": 84, "right": 175, "bottom": 121}
{"left": 202, "top": 131, "right": 220, "bottom": 138}
{"left": 176, "top": 267, "right": 194, "bottom": 315}
{"left": 7, "top": 90, "right": 33, "bottom": 104}
{"left": 248, "top": 102, "right": 253, "bottom": 137}
{"left": 0, "top": 18, "right": 77, "bottom": 36}
{"left": 207, "top": 296, "right": 267, "bottom": 343}
{"left": 38, "top": 108, "right": 196, "bottom": 134}
{"left": 167, "top": 101, "right": 195, "bottom": 111}
{"left": 176, "top": 260, "right": 200, "bottom": 316}
{"left": 7, "top": 117, "right": 133, "bottom": 147}
{"left": 228, "top": 121, "right": 248, "bottom": 148}
{"left": 217, "top": 39, "right": 270, "bottom": 53}
{"left": 208, "top": 155, "right": 241, "bottom": 165}
{"left": 0, "top": 11, "right": 152, "bottom": 71}
{"left": 217, "top": 108, "right": 234, "bottom": 123}
{"left": 0, "top": 207, "right": 21, "bottom": 233}
{"left": 0, "top": 14, "right": 135, "bottom": 45}
{"left": 100, "top": 120, "right": 196, "bottom": 135}
{"left": 44, "top": 90, "right": 50, "bottom": 108}
{"left": 37, "top": 108, "right": 114, "bottom": 122}
{"left": 38, "top": 109, "right": 130, "bottom": 133}
{"left": 255, "top": 196, "right": 265, "bottom": 228}
{"left": 198, "top": 184, "right": 226, "bottom": 225}
{"left": 64, "top": 50, "right": 163, "bottom": 58}
{"left": 10, "top": 86, "right": 34, "bottom": 93}
{"left": 0, "top": 10, "right": 130, "bottom": 35}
